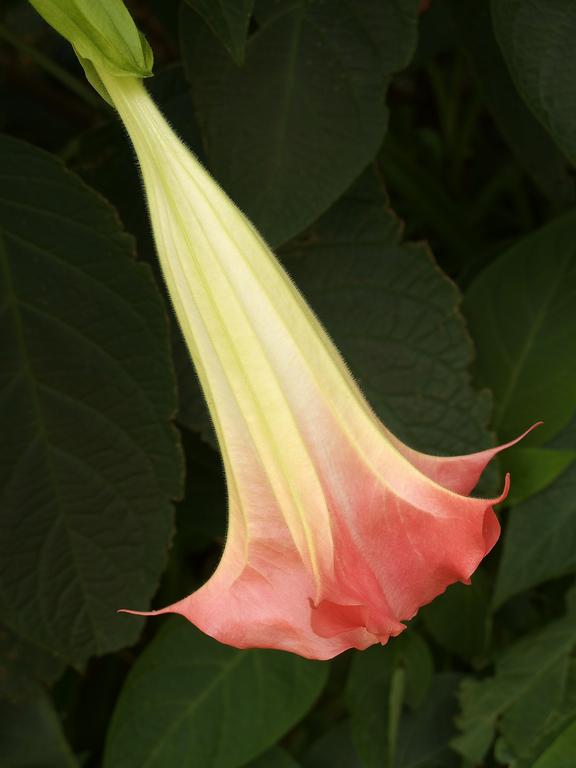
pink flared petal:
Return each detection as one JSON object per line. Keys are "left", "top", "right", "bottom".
{"left": 384, "top": 422, "right": 541, "bottom": 494}
{"left": 121, "top": 546, "right": 378, "bottom": 660}
{"left": 120, "top": 454, "right": 513, "bottom": 660}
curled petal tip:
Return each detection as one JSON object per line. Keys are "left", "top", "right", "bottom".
{"left": 498, "top": 472, "right": 511, "bottom": 504}
{"left": 118, "top": 608, "right": 164, "bottom": 617}
{"left": 494, "top": 421, "right": 543, "bottom": 502}
{"left": 509, "top": 421, "right": 543, "bottom": 445}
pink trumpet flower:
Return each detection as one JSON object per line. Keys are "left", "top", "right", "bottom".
{"left": 99, "top": 69, "right": 534, "bottom": 660}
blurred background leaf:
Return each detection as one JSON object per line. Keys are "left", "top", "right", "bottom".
{"left": 532, "top": 718, "right": 576, "bottom": 768}
{"left": 464, "top": 212, "right": 576, "bottom": 445}
{"left": 346, "top": 632, "right": 433, "bottom": 768}
{"left": 183, "top": 0, "right": 255, "bottom": 65}
{"left": 495, "top": 461, "right": 576, "bottom": 608}
{"left": 420, "top": 572, "right": 491, "bottom": 661}
{"left": 395, "top": 673, "right": 461, "bottom": 768}
{"left": 449, "top": 0, "right": 575, "bottom": 212}
{"left": 244, "top": 747, "right": 302, "bottom": 768}
{"left": 302, "top": 721, "right": 362, "bottom": 768}
{"left": 501, "top": 446, "right": 576, "bottom": 506}
{"left": 0, "top": 622, "right": 63, "bottom": 701}
{"left": 0, "top": 684, "right": 76, "bottom": 768}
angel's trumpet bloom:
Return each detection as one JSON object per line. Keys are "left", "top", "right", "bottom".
{"left": 100, "top": 70, "right": 533, "bottom": 660}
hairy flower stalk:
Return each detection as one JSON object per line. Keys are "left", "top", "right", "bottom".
{"left": 99, "top": 69, "right": 531, "bottom": 660}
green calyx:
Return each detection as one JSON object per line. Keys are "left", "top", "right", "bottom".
{"left": 29, "top": 0, "right": 153, "bottom": 103}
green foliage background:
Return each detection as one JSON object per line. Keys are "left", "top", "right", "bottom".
{"left": 1, "top": 0, "right": 575, "bottom": 766}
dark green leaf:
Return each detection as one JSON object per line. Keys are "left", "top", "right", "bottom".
{"left": 0, "top": 135, "right": 181, "bottom": 666}
{"left": 104, "top": 619, "right": 329, "bottom": 768}
{"left": 183, "top": 0, "right": 254, "bottom": 65}
{"left": 347, "top": 632, "right": 433, "bottom": 768}
{"left": 492, "top": 0, "right": 576, "bottom": 165}
{"left": 0, "top": 685, "right": 76, "bottom": 767}
{"left": 421, "top": 572, "right": 490, "bottom": 660}
{"left": 181, "top": 0, "right": 421, "bottom": 245}
{"left": 494, "top": 461, "right": 576, "bottom": 607}
{"left": 464, "top": 212, "right": 576, "bottom": 444}
{"left": 0, "top": 624, "right": 63, "bottom": 701}
{"left": 453, "top": 612, "right": 576, "bottom": 763}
